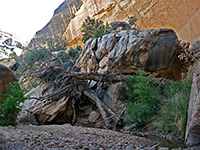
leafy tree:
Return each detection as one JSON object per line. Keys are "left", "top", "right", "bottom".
{"left": 0, "top": 82, "right": 28, "bottom": 126}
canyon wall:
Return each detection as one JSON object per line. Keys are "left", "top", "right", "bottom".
{"left": 29, "top": 0, "right": 200, "bottom": 49}
{"left": 28, "top": 0, "right": 83, "bottom": 49}
{"left": 63, "top": 0, "right": 200, "bottom": 47}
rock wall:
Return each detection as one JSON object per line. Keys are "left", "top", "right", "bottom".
{"left": 28, "top": 0, "right": 83, "bottom": 49}
{"left": 63, "top": 0, "right": 200, "bottom": 47}
{"left": 0, "top": 64, "right": 17, "bottom": 100}
{"left": 185, "top": 61, "right": 200, "bottom": 147}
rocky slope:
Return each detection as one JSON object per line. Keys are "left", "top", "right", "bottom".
{"left": 28, "top": 0, "right": 83, "bottom": 49}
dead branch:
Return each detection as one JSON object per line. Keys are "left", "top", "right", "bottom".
{"left": 64, "top": 72, "right": 130, "bottom": 82}
{"left": 83, "top": 90, "right": 110, "bottom": 126}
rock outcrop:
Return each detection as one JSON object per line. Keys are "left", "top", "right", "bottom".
{"left": 0, "top": 64, "right": 17, "bottom": 100}
{"left": 63, "top": 0, "right": 200, "bottom": 47}
{"left": 0, "top": 30, "right": 24, "bottom": 59}
{"left": 76, "top": 28, "right": 186, "bottom": 80}
{"left": 185, "top": 61, "right": 200, "bottom": 147}
{"left": 23, "top": 83, "right": 73, "bottom": 124}
{"left": 28, "top": 0, "right": 83, "bottom": 49}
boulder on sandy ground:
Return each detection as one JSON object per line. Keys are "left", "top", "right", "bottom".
{"left": 185, "top": 61, "right": 200, "bottom": 147}
{"left": 17, "top": 110, "right": 38, "bottom": 125}
{"left": 23, "top": 83, "right": 73, "bottom": 124}
{"left": 0, "top": 64, "right": 17, "bottom": 100}
{"left": 88, "top": 111, "right": 100, "bottom": 123}
{"left": 76, "top": 28, "right": 179, "bottom": 79}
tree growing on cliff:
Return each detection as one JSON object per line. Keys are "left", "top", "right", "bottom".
{"left": 128, "top": 16, "right": 138, "bottom": 29}
{"left": 81, "top": 16, "right": 111, "bottom": 43}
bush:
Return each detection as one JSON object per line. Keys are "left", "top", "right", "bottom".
{"left": 0, "top": 82, "right": 27, "bottom": 126}
{"left": 47, "top": 38, "right": 67, "bottom": 52}
{"left": 124, "top": 70, "right": 161, "bottom": 126}
{"left": 68, "top": 48, "right": 78, "bottom": 58}
{"left": 82, "top": 17, "right": 111, "bottom": 43}
{"left": 153, "top": 81, "right": 191, "bottom": 137}
{"left": 128, "top": 16, "right": 138, "bottom": 27}
{"left": 24, "top": 48, "right": 50, "bottom": 67}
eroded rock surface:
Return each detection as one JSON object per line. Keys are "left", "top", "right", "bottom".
{"left": 185, "top": 61, "right": 200, "bottom": 147}
{"left": 23, "top": 83, "right": 73, "bottom": 124}
{"left": 76, "top": 28, "right": 178, "bottom": 76}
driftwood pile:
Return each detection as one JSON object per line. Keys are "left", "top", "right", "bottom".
{"left": 32, "top": 65, "right": 129, "bottom": 128}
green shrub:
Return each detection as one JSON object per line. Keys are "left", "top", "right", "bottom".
{"left": 47, "top": 39, "right": 67, "bottom": 52}
{"left": 124, "top": 70, "right": 161, "bottom": 126}
{"left": 24, "top": 48, "right": 50, "bottom": 67}
{"left": 82, "top": 16, "right": 111, "bottom": 43}
{"left": 128, "top": 16, "right": 138, "bottom": 27}
{"left": 68, "top": 48, "right": 77, "bottom": 58}
{"left": 0, "top": 82, "right": 28, "bottom": 126}
{"left": 153, "top": 81, "right": 191, "bottom": 137}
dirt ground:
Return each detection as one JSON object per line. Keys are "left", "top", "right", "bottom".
{"left": 0, "top": 123, "right": 164, "bottom": 150}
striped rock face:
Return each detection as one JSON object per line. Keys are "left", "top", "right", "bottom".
{"left": 0, "top": 64, "right": 17, "bottom": 100}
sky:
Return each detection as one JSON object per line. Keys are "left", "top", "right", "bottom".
{"left": 0, "top": 0, "right": 64, "bottom": 44}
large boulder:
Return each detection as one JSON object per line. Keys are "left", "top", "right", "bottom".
{"left": 23, "top": 82, "right": 73, "bottom": 124}
{"left": 0, "top": 64, "right": 17, "bottom": 100}
{"left": 103, "top": 82, "right": 128, "bottom": 113}
{"left": 76, "top": 28, "right": 181, "bottom": 80}
{"left": 185, "top": 61, "right": 200, "bottom": 147}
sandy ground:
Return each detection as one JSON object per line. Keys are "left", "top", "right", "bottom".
{"left": 0, "top": 124, "right": 162, "bottom": 150}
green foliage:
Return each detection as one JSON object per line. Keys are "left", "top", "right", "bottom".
{"left": 124, "top": 70, "right": 161, "bottom": 126}
{"left": 47, "top": 38, "right": 67, "bottom": 52}
{"left": 0, "top": 82, "right": 27, "bottom": 126}
{"left": 128, "top": 16, "right": 138, "bottom": 27}
{"left": 68, "top": 48, "right": 78, "bottom": 58}
{"left": 82, "top": 16, "right": 111, "bottom": 43}
{"left": 55, "top": 51, "right": 71, "bottom": 63}
{"left": 153, "top": 81, "right": 191, "bottom": 137}
{"left": 9, "top": 52, "right": 17, "bottom": 58}
{"left": 24, "top": 48, "right": 49, "bottom": 67}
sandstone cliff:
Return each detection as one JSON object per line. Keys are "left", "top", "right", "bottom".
{"left": 64, "top": 0, "right": 200, "bottom": 47}
{"left": 28, "top": 0, "right": 83, "bottom": 49}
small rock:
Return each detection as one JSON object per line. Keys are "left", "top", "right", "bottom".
{"left": 116, "top": 27, "right": 124, "bottom": 32}
{"left": 159, "top": 147, "right": 169, "bottom": 150}
{"left": 88, "top": 111, "right": 100, "bottom": 123}
{"left": 0, "top": 133, "right": 5, "bottom": 143}
{"left": 17, "top": 110, "right": 38, "bottom": 125}
{"left": 126, "top": 145, "right": 134, "bottom": 150}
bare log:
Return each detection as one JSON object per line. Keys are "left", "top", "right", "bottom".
{"left": 64, "top": 72, "right": 131, "bottom": 82}
{"left": 83, "top": 90, "right": 110, "bottom": 126}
